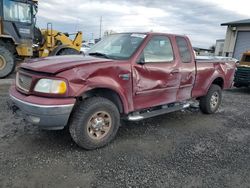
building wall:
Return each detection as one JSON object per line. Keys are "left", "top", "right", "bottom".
{"left": 223, "top": 26, "right": 250, "bottom": 57}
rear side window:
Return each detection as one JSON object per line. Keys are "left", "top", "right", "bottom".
{"left": 176, "top": 37, "right": 192, "bottom": 63}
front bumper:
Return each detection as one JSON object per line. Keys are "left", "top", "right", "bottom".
{"left": 9, "top": 86, "right": 76, "bottom": 130}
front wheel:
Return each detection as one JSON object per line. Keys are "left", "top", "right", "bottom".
{"left": 69, "top": 97, "right": 120, "bottom": 150}
{"left": 199, "top": 84, "right": 222, "bottom": 114}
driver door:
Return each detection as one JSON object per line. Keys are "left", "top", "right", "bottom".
{"left": 132, "top": 35, "right": 181, "bottom": 110}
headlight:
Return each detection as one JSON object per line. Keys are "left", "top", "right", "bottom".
{"left": 34, "top": 79, "right": 67, "bottom": 94}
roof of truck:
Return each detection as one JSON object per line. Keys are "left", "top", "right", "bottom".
{"left": 111, "top": 32, "right": 188, "bottom": 38}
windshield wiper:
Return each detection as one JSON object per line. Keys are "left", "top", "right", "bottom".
{"left": 88, "top": 52, "right": 110, "bottom": 59}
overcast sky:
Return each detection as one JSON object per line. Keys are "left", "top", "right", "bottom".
{"left": 36, "top": 0, "right": 250, "bottom": 48}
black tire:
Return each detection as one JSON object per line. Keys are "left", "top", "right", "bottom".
{"left": 0, "top": 45, "right": 15, "bottom": 78}
{"left": 234, "top": 83, "right": 242, "bottom": 88}
{"left": 69, "top": 97, "right": 120, "bottom": 150}
{"left": 199, "top": 84, "right": 222, "bottom": 114}
{"left": 57, "top": 48, "right": 80, "bottom": 55}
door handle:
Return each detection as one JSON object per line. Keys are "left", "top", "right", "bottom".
{"left": 170, "top": 69, "right": 180, "bottom": 74}
{"left": 119, "top": 73, "right": 130, "bottom": 80}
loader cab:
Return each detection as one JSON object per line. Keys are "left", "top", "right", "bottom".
{"left": 0, "top": 0, "right": 37, "bottom": 56}
{"left": 240, "top": 52, "right": 250, "bottom": 67}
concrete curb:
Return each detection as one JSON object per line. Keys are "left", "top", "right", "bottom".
{"left": 0, "top": 79, "right": 14, "bottom": 86}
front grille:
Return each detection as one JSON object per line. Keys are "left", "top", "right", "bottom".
{"left": 16, "top": 72, "right": 32, "bottom": 92}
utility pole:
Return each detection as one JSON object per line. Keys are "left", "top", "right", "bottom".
{"left": 99, "top": 16, "right": 102, "bottom": 39}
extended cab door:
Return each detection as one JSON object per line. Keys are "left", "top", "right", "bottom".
{"left": 132, "top": 35, "right": 181, "bottom": 110}
{"left": 175, "top": 36, "right": 196, "bottom": 101}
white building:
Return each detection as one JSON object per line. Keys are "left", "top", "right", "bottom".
{"left": 221, "top": 19, "right": 250, "bottom": 60}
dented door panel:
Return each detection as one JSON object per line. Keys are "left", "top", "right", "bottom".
{"left": 132, "top": 61, "right": 181, "bottom": 110}
{"left": 131, "top": 34, "right": 182, "bottom": 110}
{"left": 177, "top": 66, "right": 196, "bottom": 101}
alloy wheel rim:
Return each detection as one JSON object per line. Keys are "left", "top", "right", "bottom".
{"left": 0, "top": 55, "right": 6, "bottom": 70}
{"left": 87, "top": 111, "right": 112, "bottom": 140}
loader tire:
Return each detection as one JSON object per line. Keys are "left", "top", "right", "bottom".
{"left": 57, "top": 48, "right": 80, "bottom": 55}
{"left": 0, "top": 46, "right": 15, "bottom": 78}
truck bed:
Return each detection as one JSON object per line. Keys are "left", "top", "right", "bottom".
{"left": 192, "top": 59, "right": 236, "bottom": 98}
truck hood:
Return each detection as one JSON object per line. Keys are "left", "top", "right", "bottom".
{"left": 21, "top": 55, "right": 113, "bottom": 74}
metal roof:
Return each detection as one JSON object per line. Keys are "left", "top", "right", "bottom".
{"left": 193, "top": 47, "right": 213, "bottom": 52}
{"left": 221, "top": 19, "right": 250, "bottom": 26}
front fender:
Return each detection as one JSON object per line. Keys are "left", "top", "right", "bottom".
{"left": 76, "top": 76, "right": 130, "bottom": 113}
{"left": 56, "top": 61, "right": 133, "bottom": 113}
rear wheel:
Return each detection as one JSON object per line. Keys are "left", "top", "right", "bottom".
{"left": 199, "top": 84, "right": 222, "bottom": 114}
{"left": 69, "top": 97, "right": 120, "bottom": 150}
{"left": 0, "top": 46, "right": 15, "bottom": 78}
{"left": 234, "top": 83, "right": 242, "bottom": 88}
{"left": 57, "top": 48, "right": 80, "bottom": 55}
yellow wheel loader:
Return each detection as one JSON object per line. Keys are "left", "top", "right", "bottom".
{"left": 33, "top": 23, "right": 82, "bottom": 57}
{"left": 234, "top": 51, "right": 250, "bottom": 88}
{"left": 0, "top": 0, "right": 82, "bottom": 78}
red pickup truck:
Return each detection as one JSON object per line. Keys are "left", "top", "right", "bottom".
{"left": 9, "top": 32, "right": 236, "bottom": 149}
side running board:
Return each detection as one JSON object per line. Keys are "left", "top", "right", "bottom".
{"left": 127, "top": 103, "right": 190, "bottom": 121}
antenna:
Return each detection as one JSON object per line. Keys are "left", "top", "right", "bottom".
{"left": 99, "top": 16, "right": 102, "bottom": 39}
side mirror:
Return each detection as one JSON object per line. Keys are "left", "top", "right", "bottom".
{"left": 137, "top": 54, "right": 145, "bottom": 65}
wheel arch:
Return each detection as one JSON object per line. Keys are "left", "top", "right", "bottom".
{"left": 0, "top": 37, "right": 16, "bottom": 54}
{"left": 211, "top": 77, "right": 224, "bottom": 89}
{"left": 196, "top": 76, "right": 224, "bottom": 100}
{"left": 0, "top": 35, "right": 15, "bottom": 44}
{"left": 50, "top": 45, "right": 79, "bottom": 56}
{"left": 49, "top": 45, "right": 69, "bottom": 56}
{"left": 79, "top": 87, "right": 126, "bottom": 114}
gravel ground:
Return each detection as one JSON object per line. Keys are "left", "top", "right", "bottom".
{"left": 0, "top": 84, "right": 249, "bottom": 188}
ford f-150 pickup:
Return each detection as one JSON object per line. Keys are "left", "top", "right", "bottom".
{"left": 9, "top": 32, "right": 236, "bottom": 149}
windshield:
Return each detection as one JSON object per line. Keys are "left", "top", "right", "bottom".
{"left": 88, "top": 33, "right": 146, "bottom": 60}
{"left": 242, "top": 55, "right": 250, "bottom": 62}
{"left": 3, "top": 0, "right": 32, "bottom": 23}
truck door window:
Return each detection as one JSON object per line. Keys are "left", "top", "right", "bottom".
{"left": 176, "top": 37, "right": 192, "bottom": 63}
{"left": 140, "top": 36, "right": 174, "bottom": 63}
